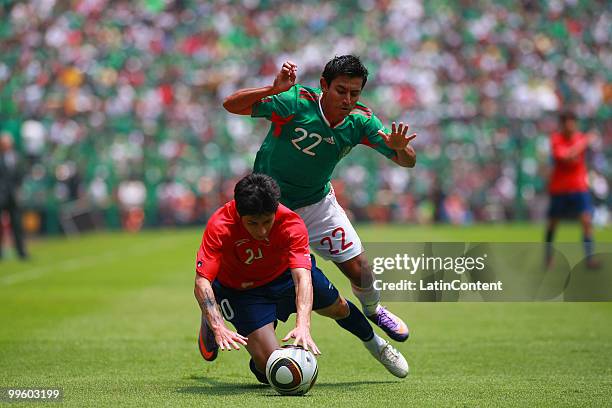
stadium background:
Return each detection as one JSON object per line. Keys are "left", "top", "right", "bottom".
{"left": 1, "top": 1, "right": 612, "bottom": 406}
{"left": 0, "top": 0, "right": 610, "bottom": 236}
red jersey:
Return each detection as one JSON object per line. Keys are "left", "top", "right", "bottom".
{"left": 195, "top": 200, "right": 311, "bottom": 290}
{"left": 549, "top": 131, "right": 589, "bottom": 194}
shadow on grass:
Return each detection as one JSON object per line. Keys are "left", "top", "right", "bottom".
{"left": 178, "top": 375, "right": 397, "bottom": 396}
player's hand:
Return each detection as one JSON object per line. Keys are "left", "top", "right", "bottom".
{"left": 378, "top": 122, "right": 417, "bottom": 151}
{"left": 282, "top": 326, "right": 321, "bottom": 355}
{"left": 272, "top": 61, "right": 297, "bottom": 94}
{"left": 213, "top": 325, "right": 248, "bottom": 351}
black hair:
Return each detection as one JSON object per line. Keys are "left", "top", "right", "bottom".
{"left": 234, "top": 173, "right": 281, "bottom": 216}
{"left": 321, "top": 55, "right": 369, "bottom": 89}
{"left": 559, "top": 110, "right": 577, "bottom": 122}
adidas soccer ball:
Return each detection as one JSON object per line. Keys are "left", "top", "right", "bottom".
{"left": 265, "top": 345, "right": 318, "bottom": 396}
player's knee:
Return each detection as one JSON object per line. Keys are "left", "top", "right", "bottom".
{"left": 338, "top": 254, "right": 372, "bottom": 287}
{"left": 580, "top": 213, "right": 592, "bottom": 225}
{"left": 317, "top": 297, "right": 349, "bottom": 319}
{"left": 335, "top": 297, "right": 350, "bottom": 319}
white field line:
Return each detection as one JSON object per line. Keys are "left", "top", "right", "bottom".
{"left": 0, "top": 236, "right": 181, "bottom": 286}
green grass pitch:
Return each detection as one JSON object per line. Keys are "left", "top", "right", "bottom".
{"left": 1, "top": 224, "right": 611, "bottom": 406}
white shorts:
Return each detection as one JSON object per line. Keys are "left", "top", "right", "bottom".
{"left": 295, "top": 188, "right": 363, "bottom": 263}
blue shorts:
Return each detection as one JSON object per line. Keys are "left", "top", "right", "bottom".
{"left": 212, "top": 255, "right": 339, "bottom": 336}
{"left": 548, "top": 192, "right": 593, "bottom": 218}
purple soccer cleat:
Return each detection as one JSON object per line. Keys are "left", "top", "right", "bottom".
{"left": 368, "top": 305, "right": 409, "bottom": 342}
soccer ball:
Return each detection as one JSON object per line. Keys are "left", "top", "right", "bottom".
{"left": 265, "top": 345, "right": 318, "bottom": 396}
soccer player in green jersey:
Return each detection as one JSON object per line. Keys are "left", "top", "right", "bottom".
{"left": 223, "top": 55, "right": 416, "bottom": 342}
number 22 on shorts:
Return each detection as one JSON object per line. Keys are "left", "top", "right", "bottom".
{"left": 320, "top": 227, "right": 353, "bottom": 255}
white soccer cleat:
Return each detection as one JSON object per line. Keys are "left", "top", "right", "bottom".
{"left": 368, "top": 341, "right": 409, "bottom": 378}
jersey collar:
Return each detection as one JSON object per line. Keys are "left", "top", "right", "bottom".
{"left": 318, "top": 92, "right": 346, "bottom": 129}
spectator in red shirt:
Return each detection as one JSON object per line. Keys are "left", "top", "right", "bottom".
{"left": 193, "top": 174, "right": 408, "bottom": 384}
{"left": 545, "top": 111, "right": 599, "bottom": 269}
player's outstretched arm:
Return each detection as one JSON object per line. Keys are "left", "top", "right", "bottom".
{"left": 283, "top": 267, "right": 321, "bottom": 355}
{"left": 194, "top": 274, "right": 248, "bottom": 351}
{"left": 222, "top": 61, "right": 297, "bottom": 115}
{"left": 378, "top": 121, "right": 417, "bottom": 168}
{"left": 567, "top": 134, "right": 595, "bottom": 160}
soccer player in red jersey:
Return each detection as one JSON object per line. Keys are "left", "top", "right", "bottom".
{"left": 545, "top": 111, "right": 599, "bottom": 268}
{"left": 193, "top": 174, "right": 408, "bottom": 383}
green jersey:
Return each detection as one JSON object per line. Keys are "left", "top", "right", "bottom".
{"left": 252, "top": 84, "right": 395, "bottom": 209}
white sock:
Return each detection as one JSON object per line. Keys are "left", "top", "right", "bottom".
{"left": 363, "top": 333, "right": 387, "bottom": 355}
{"left": 351, "top": 283, "right": 380, "bottom": 316}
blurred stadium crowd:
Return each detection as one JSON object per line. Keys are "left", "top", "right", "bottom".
{"left": 0, "top": 0, "right": 610, "bottom": 234}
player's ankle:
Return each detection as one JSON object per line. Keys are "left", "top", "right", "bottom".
{"left": 363, "top": 333, "right": 387, "bottom": 354}
{"left": 363, "top": 303, "right": 380, "bottom": 317}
